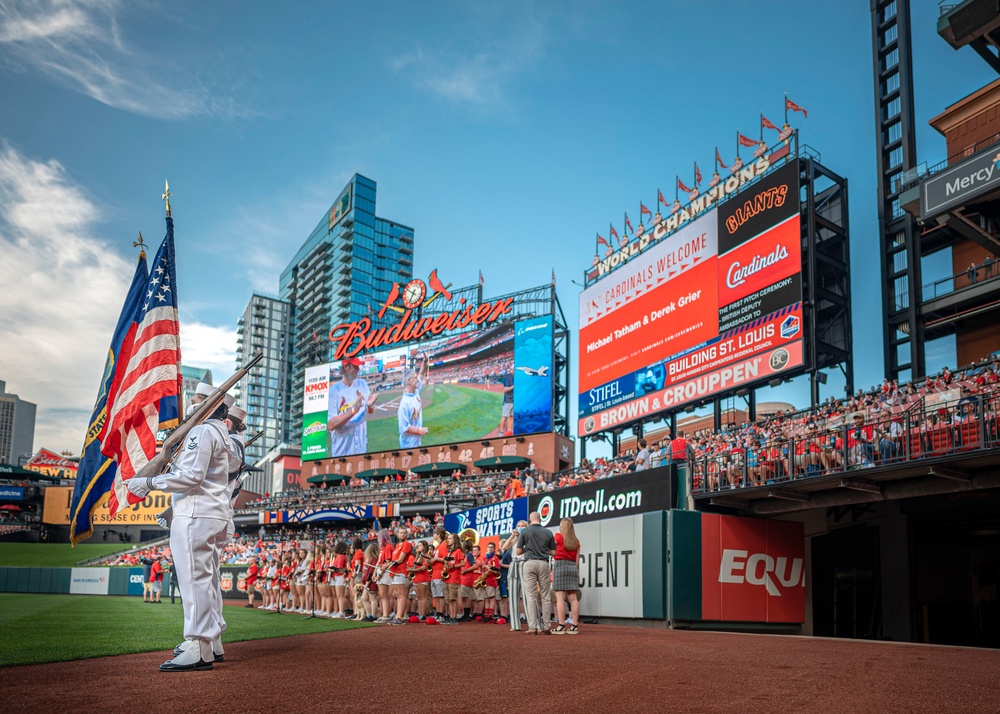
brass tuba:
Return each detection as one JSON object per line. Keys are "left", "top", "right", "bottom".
{"left": 458, "top": 527, "right": 479, "bottom": 548}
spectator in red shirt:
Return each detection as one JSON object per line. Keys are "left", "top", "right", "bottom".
{"left": 149, "top": 558, "right": 165, "bottom": 604}
{"left": 245, "top": 556, "right": 259, "bottom": 608}
{"left": 552, "top": 518, "right": 581, "bottom": 634}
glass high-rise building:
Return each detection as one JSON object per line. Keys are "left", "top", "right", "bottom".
{"left": 235, "top": 293, "right": 293, "bottom": 465}
{"left": 279, "top": 174, "right": 414, "bottom": 444}
{"left": 0, "top": 380, "right": 36, "bottom": 465}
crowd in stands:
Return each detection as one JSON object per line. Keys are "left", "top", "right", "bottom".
{"left": 239, "top": 468, "right": 562, "bottom": 516}
{"left": 91, "top": 358, "right": 1000, "bottom": 579}
{"left": 686, "top": 356, "right": 1000, "bottom": 492}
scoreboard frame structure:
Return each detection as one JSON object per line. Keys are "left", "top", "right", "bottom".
{"left": 578, "top": 142, "right": 853, "bottom": 453}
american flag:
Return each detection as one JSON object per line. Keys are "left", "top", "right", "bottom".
{"left": 99, "top": 218, "right": 182, "bottom": 518}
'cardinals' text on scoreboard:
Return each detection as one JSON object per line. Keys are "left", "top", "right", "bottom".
{"left": 578, "top": 163, "right": 804, "bottom": 435}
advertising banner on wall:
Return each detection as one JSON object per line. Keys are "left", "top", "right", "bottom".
{"left": 0, "top": 486, "right": 25, "bottom": 500}
{"left": 528, "top": 467, "right": 672, "bottom": 527}
{"left": 70, "top": 567, "right": 110, "bottom": 595}
{"left": 43, "top": 486, "right": 171, "bottom": 526}
{"left": 512, "top": 316, "right": 553, "bottom": 436}
{"left": 669, "top": 510, "right": 805, "bottom": 624}
{"left": 543, "top": 511, "right": 666, "bottom": 619}
{"left": 578, "top": 162, "right": 804, "bottom": 435}
{"left": 259, "top": 502, "right": 398, "bottom": 525}
{"left": 444, "top": 498, "right": 528, "bottom": 538}
{"left": 301, "top": 365, "right": 331, "bottom": 461}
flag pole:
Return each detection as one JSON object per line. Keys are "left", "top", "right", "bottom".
{"left": 162, "top": 180, "right": 172, "bottom": 218}
{"left": 784, "top": 93, "right": 788, "bottom": 124}
{"left": 132, "top": 232, "right": 147, "bottom": 261}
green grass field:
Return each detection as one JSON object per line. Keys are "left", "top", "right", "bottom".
{"left": 366, "top": 383, "right": 502, "bottom": 450}
{"left": 0, "top": 543, "right": 130, "bottom": 567}
{"left": 0, "top": 594, "right": 372, "bottom": 666}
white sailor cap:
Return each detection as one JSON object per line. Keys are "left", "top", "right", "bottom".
{"left": 195, "top": 382, "right": 214, "bottom": 398}
{"left": 229, "top": 406, "right": 246, "bottom": 422}
{"left": 222, "top": 392, "right": 236, "bottom": 409}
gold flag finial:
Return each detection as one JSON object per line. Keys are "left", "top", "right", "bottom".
{"left": 132, "top": 231, "right": 147, "bottom": 261}
{"left": 162, "top": 180, "right": 172, "bottom": 218}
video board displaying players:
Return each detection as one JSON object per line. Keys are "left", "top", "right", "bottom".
{"left": 301, "top": 317, "right": 553, "bottom": 461}
{"left": 578, "top": 162, "right": 804, "bottom": 436}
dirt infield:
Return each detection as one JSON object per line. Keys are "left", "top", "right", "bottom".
{"left": 4, "top": 620, "right": 1000, "bottom": 713}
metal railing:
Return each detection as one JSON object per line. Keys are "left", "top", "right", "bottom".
{"left": 922, "top": 261, "right": 1000, "bottom": 299}
{"left": 897, "top": 132, "right": 1000, "bottom": 194}
{"left": 691, "top": 391, "right": 1000, "bottom": 494}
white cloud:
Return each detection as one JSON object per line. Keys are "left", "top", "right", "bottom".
{"left": 180, "top": 321, "right": 237, "bottom": 382}
{"left": 0, "top": 143, "right": 237, "bottom": 454}
{"left": 387, "top": 11, "right": 547, "bottom": 110}
{"left": 0, "top": 0, "right": 249, "bottom": 119}
{"left": 0, "top": 142, "right": 131, "bottom": 453}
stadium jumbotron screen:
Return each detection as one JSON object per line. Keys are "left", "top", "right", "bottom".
{"left": 301, "top": 315, "right": 554, "bottom": 461}
{"left": 578, "top": 162, "right": 804, "bottom": 435}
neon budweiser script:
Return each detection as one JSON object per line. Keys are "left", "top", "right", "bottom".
{"left": 328, "top": 269, "right": 514, "bottom": 360}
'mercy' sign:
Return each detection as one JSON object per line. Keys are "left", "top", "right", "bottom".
{"left": 920, "top": 147, "right": 1000, "bottom": 220}
{"left": 328, "top": 269, "right": 514, "bottom": 360}
{"left": 589, "top": 144, "right": 792, "bottom": 281}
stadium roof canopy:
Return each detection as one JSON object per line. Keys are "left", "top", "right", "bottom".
{"left": 306, "top": 473, "right": 350, "bottom": 484}
{"left": 410, "top": 462, "right": 466, "bottom": 476}
{"left": 472, "top": 455, "right": 532, "bottom": 471}
{"left": 355, "top": 468, "right": 407, "bottom": 481}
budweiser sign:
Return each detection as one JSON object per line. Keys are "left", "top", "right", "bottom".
{"left": 329, "top": 269, "right": 514, "bottom": 360}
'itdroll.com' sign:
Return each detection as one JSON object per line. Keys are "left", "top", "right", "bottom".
{"left": 528, "top": 468, "right": 671, "bottom": 526}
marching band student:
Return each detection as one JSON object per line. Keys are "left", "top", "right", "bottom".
{"left": 445, "top": 532, "right": 464, "bottom": 623}
{"left": 294, "top": 549, "right": 313, "bottom": 613}
{"left": 430, "top": 526, "right": 449, "bottom": 619}
{"left": 388, "top": 526, "right": 413, "bottom": 624}
{"left": 459, "top": 540, "right": 478, "bottom": 621}
{"left": 411, "top": 540, "right": 432, "bottom": 620}
{"left": 405, "top": 548, "right": 418, "bottom": 618}
{"left": 261, "top": 557, "right": 277, "bottom": 610}
{"left": 375, "top": 529, "right": 394, "bottom": 623}
{"left": 331, "top": 541, "right": 349, "bottom": 618}
{"left": 315, "top": 546, "right": 333, "bottom": 617}
{"left": 279, "top": 556, "right": 293, "bottom": 611}
{"left": 483, "top": 541, "right": 500, "bottom": 623}
{"left": 360, "top": 543, "right": 380, "bottom": 621}
{"left": 350, "top": 536, "right": 365, "bottom": 586}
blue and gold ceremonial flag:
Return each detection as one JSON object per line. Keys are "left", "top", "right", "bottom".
{"left": 100, "top": 218, "right": 182, "bottom": 518}
{"left": 69, "top": 254, "right": 149, "bottom": 545}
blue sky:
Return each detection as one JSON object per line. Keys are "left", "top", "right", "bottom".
{"left": 0, "top": 0, "right": 995, "bottom": 455}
